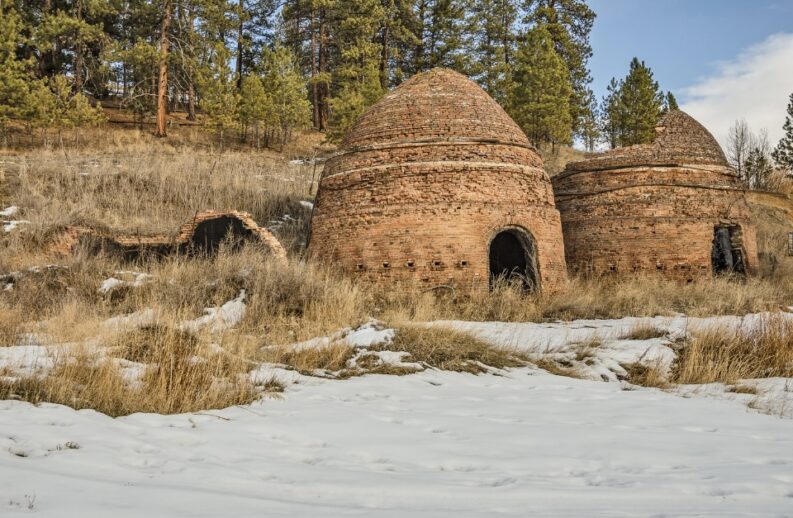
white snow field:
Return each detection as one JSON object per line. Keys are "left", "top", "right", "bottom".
{"left": 3, "top": 316, "right": 793, "bottom": 516}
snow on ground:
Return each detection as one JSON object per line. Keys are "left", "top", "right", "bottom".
{"left": 1, "top": 205, "right": 30, "bottom": 233}
{"left": 98, "top": 271, "right": 153, "bottom": 294}
{"left": 180, "top": 290, "right": 247, "bottom": 333}
{"left": 3, "top": 313, "right": 793, "bottom": 515}
{"left": 0, "top": 206, "right": 19, "bottom": 217}
{"left": 3, "top": 368, "right": 793, "bottom": 516}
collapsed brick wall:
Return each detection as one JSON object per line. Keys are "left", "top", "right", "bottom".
{"left": 51, "top": 210, "right": 287, "bottom": 264}
{"left": 553, "top": 111, "right": 759, "bottom": 280}
{"left": 309, "top": 68, "right": 568, "bottom": 292}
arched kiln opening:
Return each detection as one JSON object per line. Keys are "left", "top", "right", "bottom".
{"left": 489, "top": 228, "right": 539, "bottom": 291}
{"left": 711, "top": 224, "right": 746, "bottom": 276}
{"left": 189, "top": 216, "right": 253, "bottom": 256}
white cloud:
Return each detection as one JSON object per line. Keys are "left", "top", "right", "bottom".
{"left": 681, "top": 33, "right": 793, "bottom": 149}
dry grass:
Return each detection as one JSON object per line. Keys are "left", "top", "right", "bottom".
{"left": 622, "top": 322, "right": 667, "bottom": 340}
{"left": 376, "top": 325, "right": 528, "bottom": 374}
{"left": 261, "top": 343, "right": 356, "bottom": 376}
{"left": 0, "top": 302, "right": 23, "bottom": 346}
{"left": 3, "top": 130, "right": 793, "bottom": 415}
{"left": 0, "top": 324, "right": 283, "bottom": 416}
{"left": 672, "top": 315, "right": 793, "bottom": 385}
{"left": 621, "top": 361, "right": 669, "bottom": 389}
{"left": 378, "top": 274, "right": 793, "bottom": 324}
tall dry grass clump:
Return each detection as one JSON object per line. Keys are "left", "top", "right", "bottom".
{"left": 378, "top": 274, "right": 793, "bottom": 324}
{"left": 0, "top": 324, "right": 281, "bottom": 417}
{"left": 378, "top": 326, "right": 528, "bottom": 374}
{"left": 673, "top": 315, "right": 793, "bottom": 385}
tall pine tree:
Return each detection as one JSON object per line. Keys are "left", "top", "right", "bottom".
{"left": 601, "top": 58, "right": 664, "bottom": 148}
{"left": 469, "top": 0, "right": 518, "bottom": 105}
{"left": 508, "top": 24, "right": 572, "bottom": 147}
{"left": 522, "top": 0, "right": 595, "bottom": 139}
{"left": 772, "top": 93, "right": 793, "bottom": 171}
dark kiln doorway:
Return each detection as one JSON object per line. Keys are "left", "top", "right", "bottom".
{"left": 489, "top": 228, "right": 538, "bottom": 291}
{"left": 711, "top": 225, "right": 746, "bottom": 276}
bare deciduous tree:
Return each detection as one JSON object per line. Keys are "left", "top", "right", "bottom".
{"left": 727, "top": 119, "right": 752, "bottom": 182}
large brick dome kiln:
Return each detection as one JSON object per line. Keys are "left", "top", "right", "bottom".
{"left": 552, "top": 110, "right": 759, "bottom": 280}
{"left": 308, "top": 68, "right": 567, "bottom": 292}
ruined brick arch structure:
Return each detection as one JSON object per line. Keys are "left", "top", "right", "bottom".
{"left": 308, "top": 68, "right": 567, "bottom": 292}
{"left": 552, "top": 110, "right": 759, "bottom": 281}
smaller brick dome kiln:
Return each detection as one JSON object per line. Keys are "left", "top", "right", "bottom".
{"left": 308, "top": 68, "right": 567, "bottom": 291}
{"left": 552, "top": 110, "right": 758, "bottom": 280}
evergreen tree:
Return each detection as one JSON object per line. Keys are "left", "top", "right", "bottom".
{"left": 260, "top": 45, "right": 312, "bottom": 148}
{"left": 522, "top": 0, "right": 595, "bottom": 138}
{"left": 772, "top": 93, "right": 793, "bottom": 171}
{"left": 237, "top": 74, "right": 270, "bottom": 146}
{"left": 664, "top": 91, "right": 678, "bottom": 111}
{"left": 744, "top": 145, "right": 774, "bottom": 190}
{"left": 469, "top": 0, "right": 518, "bottom": 105}
{"left": 617, "top": 58, "right": 663, "bottom": 146}
{"left": 600, "top": 76, "right": 621, "bottom": 149}
{"left": 326, "top": 0, "right": 386, "bottom": 142}
{"left": 413, "top": 0, "right": 471, "bottom": 73}
{"left": 508, "top": 24, "right": 572, "bottom": 147}
{"left": 601, "top": 58, "right": 663, "bottom": 148}
{"left": 579, "top": 88, "right": 599, "bottom": 152}
{"left": 0, "top": 8, "right": 35, "bottom": 129}
{"left": 379, "top": 0, "right": 422, "bottom": 88}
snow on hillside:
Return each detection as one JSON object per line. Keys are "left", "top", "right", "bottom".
{"left": 2, "top": 314, "right": 793, "bottom": 516}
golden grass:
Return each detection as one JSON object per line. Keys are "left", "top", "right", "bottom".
{"left": 377, "top": 325, "right": 528, "bottom": 374}
{"left": 621, "top": 361, "right": 669, "bottom": 389}
{"left": 261, "top": 343, "right": 356, "bottom": 376}
{"left": 621, "top": 322, "right": 668, "bottom": 340}
{"left": 3, "top": 131, "right": 793, "bottom": 415}
{"left": 672, "top": 315, "right": 793, "bottom": 385}
{"left": 0, "top": 324, "right": 282, "bottom": 416}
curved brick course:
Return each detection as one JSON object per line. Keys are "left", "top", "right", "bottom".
{"left": 309, "top": 68, "right": 567, "bottom": 292}
{"left": 553, "top": 110, "right": 758, "bottom": 280}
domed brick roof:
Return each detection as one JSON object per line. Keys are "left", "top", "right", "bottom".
{"left": 341, "top": 68, "right": 531, "bottom": 150}
{"left": 565, "top": 110, "right": 728, "bottom": 172}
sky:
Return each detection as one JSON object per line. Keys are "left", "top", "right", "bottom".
{"left": 587, "top": 0, "right": 793, "bottom": 147}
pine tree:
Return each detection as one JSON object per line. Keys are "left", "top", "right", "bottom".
{"left": 522, "top": 0, "right": 595, "bottom": 138}
{"left": 601, "top": 58, "right": 663, "bottom": 148}
{"left": 469, "top": 0, "right": 518, "bottom": 105}
{"left": 0, "top": 8, "right": 35, "bottom": 129}
{"left": 579, "top": 88, "right": 599, "bottom": 152}
{"left": 326, "top": 0, "right": 386, "bottom": 142}
{"left": 508, "top": 24, "right": 572, "bottom": 147}
{"left": 260, "top": 45, "right": 312, "bottom": 148}
{"left": 664, "top": 91, "right": 678, "bottom": 111}
{"left": 413, "top": 0, "right": 471, "bottom": 73}
{"left": 772, "top": 93, "right": 793, "bottom": 171}
{"left": 601, "top": 76, "right": 621, "bottom": 149}
{"left": 744, "top": 145, "right": 774, "bottom": 190}
{"left": 237, "top": 74, "right": 269, "bottom": 146}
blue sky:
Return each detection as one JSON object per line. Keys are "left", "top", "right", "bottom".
{"left": 587, "top": 0, "right": 793, "bottom": 145}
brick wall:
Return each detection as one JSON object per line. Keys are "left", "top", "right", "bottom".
{"left": 309, "top": 68, "right": 568, "bottom": 292}
{"left": 553, "top": 111, "right": 759, "bottom": 280}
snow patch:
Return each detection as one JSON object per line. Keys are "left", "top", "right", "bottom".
{"left": 0, "top": 205, "right": 19, "bottom": 217}
{"left": 180, "top": 290, "right": 247, "bottom": 333}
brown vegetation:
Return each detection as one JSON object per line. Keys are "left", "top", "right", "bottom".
{"left": 2, "top": 132, "right": 793, "bottom": 415}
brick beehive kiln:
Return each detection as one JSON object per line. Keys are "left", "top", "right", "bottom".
{"left": 308, "top": 68, "right": 567, "bottom": 292}
{"left": 552, "top": 110, "right": 759, "bottom": 281}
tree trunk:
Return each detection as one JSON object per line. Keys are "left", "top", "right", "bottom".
{"left": 236, "top": 0, "right": 244, "bottom": 90}
{"left": 187, "top": 82, "right": 196, "bottom": 121}
{"left": 380, "top": 24, "right": 389, "bottom": 90}
{"left": 155, "top": 0, "right": 172, "bottom": 138}
{"left": 310, "top": 7, "right": 319, "bottom": 129}
{"left": 318, "top": 9, "right": 328, "bottom": 131}
{"left": 74, "top": 0, "right": 84, "bottom": 91}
